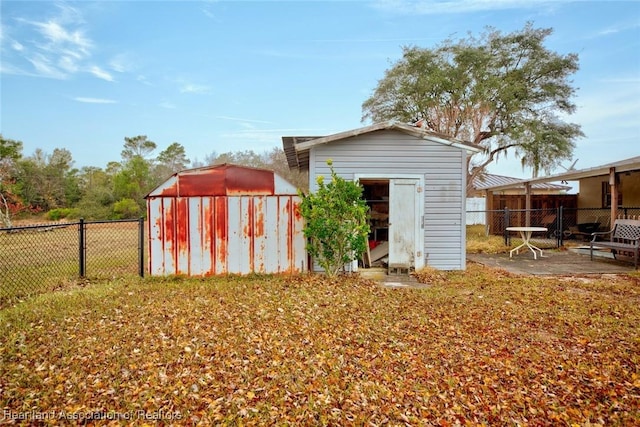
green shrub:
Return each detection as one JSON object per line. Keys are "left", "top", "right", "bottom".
{"left": 46, "top": 208, "right": 80, "bottom": 221}
{"left": 112, "top": 198, "right": 141, "bottom": 219}
{"left": 299, "top": 160, "right": 369, "bottom": 277}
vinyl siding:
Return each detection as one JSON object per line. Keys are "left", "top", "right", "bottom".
{"left": 309, "top": 129, "right": 468, "bottom": 270}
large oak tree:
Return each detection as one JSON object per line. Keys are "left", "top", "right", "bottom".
{"left": 362, "top": 23, "right": 583, "bottom": 190}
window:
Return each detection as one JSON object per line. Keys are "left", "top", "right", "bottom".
{"left": 601, "top": 181, "right": 622, "bottom": 207}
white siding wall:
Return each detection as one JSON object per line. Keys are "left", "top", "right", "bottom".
{"left": 309, "top": 130, "right": 468, "bottom": 270}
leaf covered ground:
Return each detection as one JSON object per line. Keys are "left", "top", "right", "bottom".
{"left": 1, "top": 265, "right": 639, "bottom": 426}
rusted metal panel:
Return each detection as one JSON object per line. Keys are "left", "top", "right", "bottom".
{"left": 292, "top": 198, "right": 306, "bottom": 272}
{"left": 225, "top": 167, "right": 275, "bottom": 196}
{"left": 176, "top": 197, "right": 190, "bottom": 274}
{"left": 214, "top": 196, "right": 227, "bottom": 274}
{"left": 147, "top": 164, "right": 287, "bottom": 198}
{"left": 147, "top": 165, "right": 306, "bottom": 276}
{"left": 162, "top": 198, "right": 177, "bottom": 274}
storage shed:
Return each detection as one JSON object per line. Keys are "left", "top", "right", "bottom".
{"left": 283, "top": 121, "right": 481, "bottom": 271}
{"left": 146, "top": 164, "right": 306, "bottom": 276}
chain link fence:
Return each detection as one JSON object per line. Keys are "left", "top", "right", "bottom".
{"left": 0, "top": 218, "right": 144, "bottom": 307}
{"left": 467, "top": 206, "right": 640, "bottom": 248}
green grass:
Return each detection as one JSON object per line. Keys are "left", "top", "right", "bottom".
{"left": 1, "top": 268, "right": 638, "bottom": 425}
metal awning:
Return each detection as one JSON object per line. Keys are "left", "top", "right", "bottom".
{"left": 481, "top": 156, "right": 640, "bottom": 192}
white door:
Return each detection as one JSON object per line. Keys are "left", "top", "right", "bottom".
{"left": 389, "top": 179, "right": 420, "bottom": 269}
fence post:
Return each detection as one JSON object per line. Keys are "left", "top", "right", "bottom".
{"left": 79, "top": 218, "right": 86, "bottom": 278}
{"left": 504, "top": 207, "right": 510, "bottom": 246}
{"left": 138, "top": 217, "right": 145, "bottom": 277}
{"left": 557, "top": 206, "right": 563, "bottom": 247}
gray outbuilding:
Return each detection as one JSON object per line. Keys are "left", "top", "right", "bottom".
{"left": 283, "top": 121, "right": 481, "bottom": 271}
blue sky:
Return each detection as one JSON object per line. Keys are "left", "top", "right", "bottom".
{"left": 1, "top": 0, "right": 639, "bottom": 182}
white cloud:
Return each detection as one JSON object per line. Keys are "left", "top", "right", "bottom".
{"left": 34, "top": 20, "right": 92, "bottom": 52}
{"left": 4, "top": 4, "right": 126, "bottom": 82}
{"left": 180, "top": 83, "right": 212, "bottom": 94}
{"left": 26, "top": 53, "right": 67, "bottom": 79}
{"left": 137, "top": 75, "right": 152, "bottom": 85}
{"left": 214, "top": 115, "right": 273, "bottom": 125}
{"left": 6, "top": 12, "right": 92, "bottom": 79}
{"left": 596, "top": 21, "right": 640, "bottom": 37}
{"left": 74, "top": 97, "right": 117, "bottom": 104}
{"left": 89, "top": 65, "right": 114, "bottom": 82}
{"left": 109, "top": 53, "right": 131, "bottom": 73}
{"left": 371, "top": 0, "right": 557, "bottom": 15}
{"left": 220, "top": 127, "right": 327, "bottom": 144}
{"left": 11, "top": 40, "right": 24, "bottom": 51}
{"left": 159, "top": 101, "right": 177, "bottom": 109}
{"left": 58, "top": 55, "right": 79, "bottom": 73}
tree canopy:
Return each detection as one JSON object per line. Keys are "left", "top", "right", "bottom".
{"left": 0, "top": 136, "right": 24, "bottom": 226}
{"left": 0, "top": 133, "right": 305, "bottom": 224}
{"left": 361, "top": 23, "right": 583, "bottom": 187}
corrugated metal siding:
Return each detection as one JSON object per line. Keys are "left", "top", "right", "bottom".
{"left": 310, "top": 129, "right": 468, "bottom": 270}
{"left": 148, "top": 195, "right": 305, "bottom": 275}
{"left": 147, "top": 164, "right": 306, "bottom": 276}
{"left": 147, "top": 163, "right": 299, "bottom": 198}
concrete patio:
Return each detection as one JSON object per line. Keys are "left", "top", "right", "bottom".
{"left": 467, "top": 248, "right": 637, "bottom": 276}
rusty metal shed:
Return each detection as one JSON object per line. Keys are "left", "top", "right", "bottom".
{"left": 146, "top": 164, "right": 306, "bottom": 276}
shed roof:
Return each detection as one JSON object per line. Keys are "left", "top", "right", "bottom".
{"left": 473, "top": 173, "right": 571, "bottom": 192}
{"left": 282, "top": 121, "right": 481, "bottom": 171}
{"left": 146, "top": 163, "right": 298, "bottom": 198}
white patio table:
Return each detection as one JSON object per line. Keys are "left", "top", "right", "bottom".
{"left": 506, "top": 226, "right": 548, "bottom": 260}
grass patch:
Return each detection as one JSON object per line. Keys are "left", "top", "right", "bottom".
{"left": 1, "top": 267, "right": 639, "bottom": 425}
{"left": 466, "top": 224, "right": 509, "bottom": 254}
{"left": 0, "top": 221, "right": 141, "bottom": 306}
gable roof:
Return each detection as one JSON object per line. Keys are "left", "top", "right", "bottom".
{"left": 282, "top": 121, "right": 481, "bottom": 171}
{"left": 473, "top": 173, "right": 572, "bottom": 192}
{"left": 146, "top": 163, "right": 298, "bottom": 198}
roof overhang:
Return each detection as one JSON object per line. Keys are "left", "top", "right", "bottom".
{"left": 482, "top": 156, "right": 640, "bottom": 192}
{"left": 282, "top": 121, "right": 481, "bottom": 171}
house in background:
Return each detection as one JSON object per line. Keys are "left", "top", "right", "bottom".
{"left": 467, "top": 174, "right": 573, "bottom": 225}
{"left": 479, "top": 156, "right": 640, "bottom": 232}
{"left": 283, "top": 121, "right": 481, "bottom": 272}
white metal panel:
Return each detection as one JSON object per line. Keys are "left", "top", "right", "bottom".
{"left": 147, "top": 175, "right": 177, "bottom": 197}
{"left": 264, "top": 197, "right": 279, "bottom": 272}
{"left": 148, "top": 197, "right": 165, "bottom": 275}
{"left": 227, "top": 197, "right": 242, "bottom": 274}
{"left": 188, "top": 197, "right": 204, "bottom": 275}
{"left": 274, "top": 174, "right": 299, "bottom": 195}
{"left": 278, "top": 196, "right": 293, "bottom": 272}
